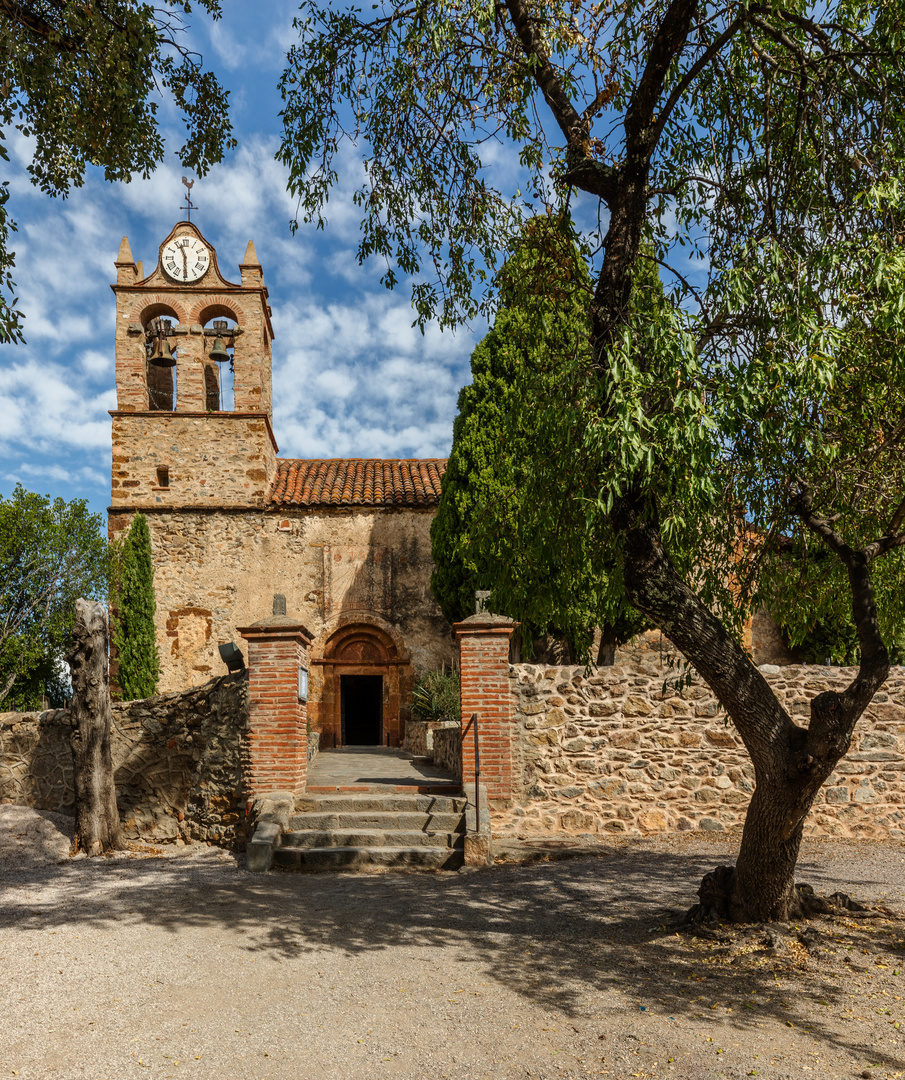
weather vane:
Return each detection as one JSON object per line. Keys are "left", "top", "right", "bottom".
{"left": 180, "top": 176, "right": 197, "bottom": 222}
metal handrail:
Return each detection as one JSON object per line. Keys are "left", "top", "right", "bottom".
{"left": 461, "top": 712, "right": 481, "bottom": 834}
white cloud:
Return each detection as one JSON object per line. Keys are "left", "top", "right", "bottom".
{"left": 0, "top": 24, "right": 492, "bottom": 515}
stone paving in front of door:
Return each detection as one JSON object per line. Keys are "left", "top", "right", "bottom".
{"left": 306, "top": 746, "right": 461, "bottom": 794}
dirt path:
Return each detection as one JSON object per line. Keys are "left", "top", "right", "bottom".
{"left": 1, "top": 810, "right": 903, "bottom": 1080}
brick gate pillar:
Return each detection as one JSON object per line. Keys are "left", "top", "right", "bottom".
{"left": 237, "top": 609, "right": 314, "bottom": 803}
{"left": 454, "top": 612, "right": 518, "bottom": 802}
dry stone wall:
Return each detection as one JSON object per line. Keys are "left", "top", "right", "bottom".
{"left": 494, "top": 662, "right": 905, "bottom": 840}
{"left": 0, "top": 672, "right": 249, "bottom": 847}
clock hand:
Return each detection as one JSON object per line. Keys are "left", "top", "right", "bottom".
{"left": 181, "top": 246, "right": 188, "bottom": 279}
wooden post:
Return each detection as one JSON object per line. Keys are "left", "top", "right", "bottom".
{"left": 66, "top": 598, "right": 122, "bottom": 855}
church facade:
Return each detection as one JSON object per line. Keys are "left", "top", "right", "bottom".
{"left": 108, "top": 220, "right": 456, "bottom": 747}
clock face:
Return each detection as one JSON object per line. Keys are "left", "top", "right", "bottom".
{"left": 161, "top": 236, "right": 210, "bottom": 283}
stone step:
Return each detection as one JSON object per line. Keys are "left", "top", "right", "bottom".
{"left": 281, "top": 829, "right": 465, "bottom": 850}
{"left": 306, "top": 784, "right": 461, "bottom": 796}
{"left": 287, "top": 810, "right": 466, "bottom": 832}
{"left": 293, "top": 793, "right": 466, "bottom": 814}
{"left": 274, "top": 845, "right": 464, "bottom": 871}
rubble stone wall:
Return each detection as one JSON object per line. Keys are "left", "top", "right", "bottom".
{"left": 433, "top": 726, "right": 462, "bottom": 779}
{"left": 107, "top": 507, "right": 455, "bottom": 698}
{"left": 493, "top": 662, "right": 905, "bottom": 840}
{"left": 404, "top": 720, "right": 461, "bottom": 779}
{"left": 0, "top": 673, "right": 250, "bottom": 846}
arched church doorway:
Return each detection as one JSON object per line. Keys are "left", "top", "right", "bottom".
{"left": 312, "top": 624, "right": 412, "bottom": 748}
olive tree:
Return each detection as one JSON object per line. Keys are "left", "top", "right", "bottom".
{"left": 279, "top": 0, "right": 905, "bottom": 921}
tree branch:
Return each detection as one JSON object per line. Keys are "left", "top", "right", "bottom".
{"left": 650, "top": 13, "right": 748, "bottom": 148}
{"left": 614, "top": 492, "right": 796, "bottom": 772}
{"left": 0, "top": 0, "right": 78, "bottom": 51}
{"left": 502, "top": 0, "right": 584, "bottom": 145}
{"left": 560, "top": 157, "right": 620, "bottom": 202}
{"left": 625, "top": 0, "right": 699, "bottom": 156}
{"left": 790, "top": 483, "right": 891, "bottom": 782}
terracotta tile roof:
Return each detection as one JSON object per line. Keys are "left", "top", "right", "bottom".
{"left": 270, "top": 458, "right": 447, "bottom": 507}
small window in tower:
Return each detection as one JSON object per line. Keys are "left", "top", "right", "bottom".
{"left": 156, "top": 466, "right": 170, "bottom": 488}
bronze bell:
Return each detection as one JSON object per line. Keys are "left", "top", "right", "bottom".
{"left": 149, "top": 334, "right": 176, "bottom": 367}
{"left": 209, "top": 335, "right": 230, "bottom": 363}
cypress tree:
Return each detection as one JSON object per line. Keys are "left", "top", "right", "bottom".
{"left": 112, "top": 513, "right": 160, "bottom": 700}
{"left": 431, "top": 215, "right": 650, "bottom": 660}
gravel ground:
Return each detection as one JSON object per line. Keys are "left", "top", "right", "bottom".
{"left": 1, "top": 808, "right": 904, "bottom": 1080}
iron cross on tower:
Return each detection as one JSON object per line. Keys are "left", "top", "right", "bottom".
{"left": 180, "top": 176, "right": 197, "bottom": 222}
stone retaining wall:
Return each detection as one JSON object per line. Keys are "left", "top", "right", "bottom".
{"left": 0, "top": 672, "right": 250, "bottom": 847}
{"left": 307, "top": 730, "right": 320, "bottom": 767}
{"left": 405, "top": 720, "right": 461, "bottom": 778}
{"left": 433, "top": 725, "right": 462, "bottom": 779}
{"left": 492, "top": 662, "right": 905, "bottom": 840}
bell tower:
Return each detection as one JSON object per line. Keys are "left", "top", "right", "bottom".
{"left": 109, "top": 222, "right": 278, "bottom": 514}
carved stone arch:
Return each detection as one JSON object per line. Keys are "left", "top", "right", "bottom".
{"left": 324, "top": 623, "right": 400, "bottom": 665}
{"left": 310, "top": 621, "right": 413, "bottom": 748}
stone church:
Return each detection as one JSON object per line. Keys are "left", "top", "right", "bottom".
{"left": 109, "top": 219, "right": 456, "bottom": 747}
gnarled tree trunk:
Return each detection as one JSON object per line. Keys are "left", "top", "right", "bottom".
{"left": 615, "top": 499, "right": 889, "bottom": 923}
{"left": 66, "top": 598, "right": 122, "bottom": 856}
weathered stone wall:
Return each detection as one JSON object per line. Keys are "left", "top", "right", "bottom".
{"left": 307, "top": 730, "right": 320, "bottom": 767}
{"left": 110, "top": 413, "right": 277, "bottom": 510}
{"left": 493, "top": 662, "right": 905, "bottom": 840}
{"left": 0, "top": 673, "right": 250, "bottom": 846}
{"left": 404, "top": 720, "right": 457, "bottom": 758}
{"left": 405, "top": 720, "right": 461, "bottom": 777}
{"left": 108, "top": 506, "right": 456, "bottom": 700}
{"left": 613, "top": 619, "right": 795, "bottom": 668}
{"left": 433, "top": 726, "right": 462, "bottom": 779}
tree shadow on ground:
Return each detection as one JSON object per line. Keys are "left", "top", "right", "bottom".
{"left": 2, "top": 839, "right": 904, "bottom": 1072}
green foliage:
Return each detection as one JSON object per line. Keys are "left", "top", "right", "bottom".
{"left": 782, "top": 614, "right": 860, "bottom": 668}
{"left": 0, "top": 484, "right": 108, "bottom": 710}
{"left": 0, "top": 0, "right": 235, "bottom": 342}
{"left": 111, "top": 514, "right": 160, "bottom": 702}
{"left": 411, "top": 668, "right": 460, "bottom": 723}
{"left": 281, "top": 2, "right": 905, "bottom": 656}
{"left": 431, "top": 215, "right": 648, "bottom": 656}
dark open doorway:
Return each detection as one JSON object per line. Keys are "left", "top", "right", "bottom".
{"left": 340, "top": 675, "right": 383, "bottom": 745}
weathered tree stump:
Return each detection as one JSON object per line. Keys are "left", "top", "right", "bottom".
{"left": 66, "top": 598, "right": 122, "bottom": 856}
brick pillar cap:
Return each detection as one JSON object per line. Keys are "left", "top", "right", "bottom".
{"left": 237, "top": 613, "right": 314, "bottom": 644}
{"left": 453, "top": 612, "right": 519, "bottom": 634}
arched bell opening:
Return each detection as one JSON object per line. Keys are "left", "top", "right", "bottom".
{"left": 311, "top": 623, "right": 412, "bottom": 749}
{"left": 141, "top": 308, "right": 181, "bottom": 411}
{"left": 200, "top": 311, "right": 239, "bottom": 412}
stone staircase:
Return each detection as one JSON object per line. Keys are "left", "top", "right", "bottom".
{"left": 272, "top": 791, "right": 467, "bottom": 870}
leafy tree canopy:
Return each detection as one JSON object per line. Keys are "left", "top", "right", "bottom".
{"left": 0, "top": 484, "right": 108, "bottom": 710}
{"left": 0, "top": 0, "right": 235, "bottom": 343}
{"left": 281, "top": 0, "right": 905, "bottom": 921}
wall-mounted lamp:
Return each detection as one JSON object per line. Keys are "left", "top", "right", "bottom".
{"left": 218, "top": 641, "right": 246, "bottom": 673}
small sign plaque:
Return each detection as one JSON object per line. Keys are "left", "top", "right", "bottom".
{"left": 298, "top": 666, "right": 309, "bottom": 703}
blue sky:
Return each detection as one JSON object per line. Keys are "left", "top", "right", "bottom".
{"left": 0, "top": 1, "right": 484, "bottom": 520}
